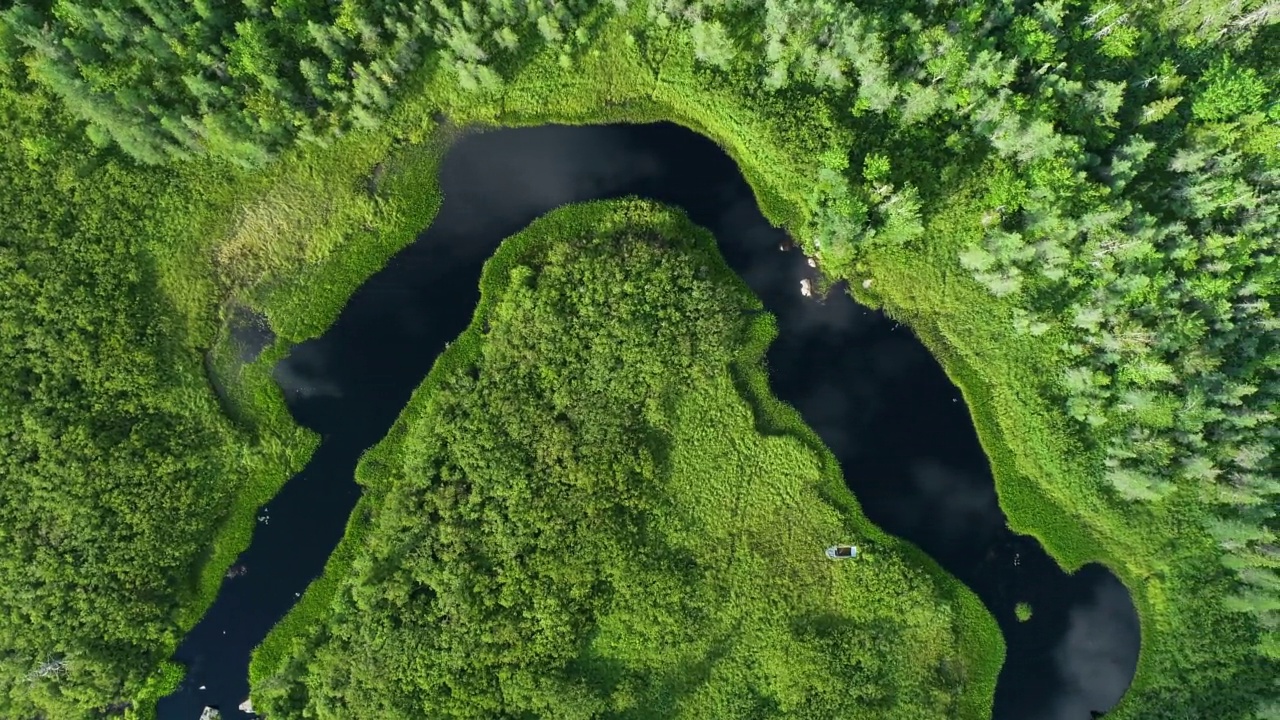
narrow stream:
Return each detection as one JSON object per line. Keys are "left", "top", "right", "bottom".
{"left": 159, "top": 123, "right": 1139, "bottom": 720}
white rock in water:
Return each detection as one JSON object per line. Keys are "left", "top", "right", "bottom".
{"left": 807, "top": 257, "right": 816, "bottom": 268}
{"left": 199, "top": 707, "right": 221, "bottom": 720}
{"left": 239, "top": 698, "right": 254, "bottom": 714}
{"left": 800, "top": 278, "right": 812, "bottom": 297}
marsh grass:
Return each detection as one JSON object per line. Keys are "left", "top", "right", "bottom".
{"left": 214, "top": 179, "right": 376, "bottom": 292}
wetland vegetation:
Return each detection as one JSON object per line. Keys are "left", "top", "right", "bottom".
{"left": 249, "top": 199, "right": 999, "bottom": 719}
{"left": 0, "top": 0, "right": 1276, "bottom": 718}
{"left": 1015, "top": 603, "right": 1034, "bottom": 623}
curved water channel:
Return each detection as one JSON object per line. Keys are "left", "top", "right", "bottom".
{"left": 160, "top": 122, "right": 1140, "bottom": 719}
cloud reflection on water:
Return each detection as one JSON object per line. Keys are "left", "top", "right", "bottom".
{"left": 900, "top": 458, "right": 1004, "bottom": 545}
{"left": 273, "top": 341, "right": 342, "bottom": 399}
{"left": 436, "top": 126, "right": 663, "bottom": 246}
{"left": 1041, "top": 575, "right": 1141, "bottom": 720}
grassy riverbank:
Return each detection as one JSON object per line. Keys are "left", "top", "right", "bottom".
{"left": 248, "top": 199, "right": 1002, "bottom": 718}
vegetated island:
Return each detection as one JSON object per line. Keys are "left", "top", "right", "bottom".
{"left": 0, "top": 0, "right": 1276, "bottom": 718}
{"left": 249, "top": 199, "right": 1002, "bottom": 719}
{"left": 1015, "top": 602, "right": 1034, "bottom": 623}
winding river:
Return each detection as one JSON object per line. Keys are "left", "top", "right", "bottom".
{"left": 159, "top": 122, "right": 1140, "bottom": 719}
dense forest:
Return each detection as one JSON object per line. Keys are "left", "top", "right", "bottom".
{"left": 0, "top": 68, "right": 251, "bottom": 718}
{"left": 0, "top": 0, "right": 600, "bottom": 165}
{"left": 0, "top": 0, "right": 1276, "bottom": 717}
{"left": 250, "top": 200, "right": 998, "bottom": 719}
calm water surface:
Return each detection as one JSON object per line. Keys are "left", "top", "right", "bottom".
{"left": 159, "top": 123, "right": 1139, "bottom": 720}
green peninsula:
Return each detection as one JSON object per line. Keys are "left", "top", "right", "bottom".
{"left": 250, "top": 200, "right": 1000, "bottom": 719}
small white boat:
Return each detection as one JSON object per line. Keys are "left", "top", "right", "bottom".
{"left": 825, "top": 544, "right": 858, "bottom": 560}
{"left": 800, "top": 278, "right": 813, "bottom": 297}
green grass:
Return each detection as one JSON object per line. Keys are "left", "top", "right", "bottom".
{"left": 665, "top": 365, "right": 1002, "bottom": 718}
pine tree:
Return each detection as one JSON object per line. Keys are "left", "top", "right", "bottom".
{"left": 691, "top": 20, "right": 734, "bottom": 69}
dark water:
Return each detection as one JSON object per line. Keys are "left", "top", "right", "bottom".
{"left": 228, "top": 306, "right": 276, "bottom": 363}
{"left": 159, "top": 123, "right": 1140, "bottom": 720}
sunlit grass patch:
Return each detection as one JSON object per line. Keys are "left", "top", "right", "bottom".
{"left": 215, "top": 171, "right": 376, "bottom": 292}
{"left": 614, "top": 369, "right": 976, "bottom": 718}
